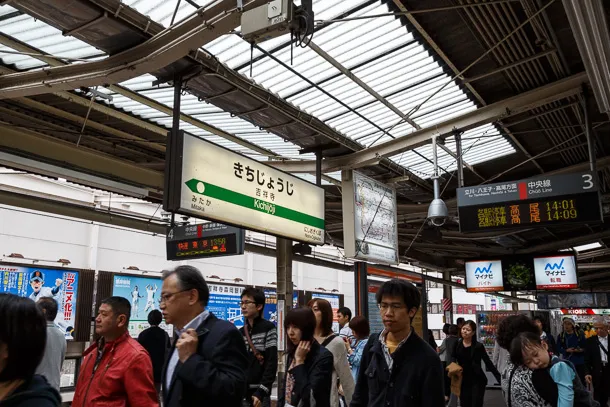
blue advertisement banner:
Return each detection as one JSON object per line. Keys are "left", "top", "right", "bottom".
{"left": 112, "top": 274, "right": 170, "bottom": 338}
{"left": 208, "top": 283, "right": 245, "bottom": 328}
{"left": 0, "top": 265, "right": 79, "bottom": 340}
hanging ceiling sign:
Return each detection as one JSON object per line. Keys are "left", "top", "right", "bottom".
{"left": 166, "top": 222, "right": 245, "bottom": 260}
{"left": 533, "top": 254, "right": 578, "bottom": 290}
{"left": 341, "top": 170, "right": 399, "bottom": 265}
{"left": 456, "top": 171, "right": 601, "bottom": 233}
{"left": 164, "top": 131, "right": 325, "bottom": 244}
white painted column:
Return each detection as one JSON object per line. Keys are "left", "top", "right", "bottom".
{"left": 88, "top": 224, "right": 100, "bottom": 271}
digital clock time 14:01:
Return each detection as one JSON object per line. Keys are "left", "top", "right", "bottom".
{"left": 544, "top": 199, "right": 577, "bottom": 221}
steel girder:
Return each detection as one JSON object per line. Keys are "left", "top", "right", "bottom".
{"left": 0, "top": 0, "right": 267, "bottom": 98}
{"left": 270, "top": 72, "right": 588, "bottom": 173}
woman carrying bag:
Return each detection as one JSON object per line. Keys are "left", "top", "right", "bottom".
{"left": 451, "top": 320, "right": 501, "bottom": 407}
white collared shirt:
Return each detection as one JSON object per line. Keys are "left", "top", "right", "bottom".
{"left": 166, "top": 310, "right": 209, "bottom": 390}
{"left": 599, "top": 335, "right": 608, "bottom": 363}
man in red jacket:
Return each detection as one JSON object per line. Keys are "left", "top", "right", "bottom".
{"left": 72, "top": 296, "right": 158, "bottom": 407}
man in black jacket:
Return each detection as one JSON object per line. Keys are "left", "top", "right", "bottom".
{"left": 160, "top": 266, "right": 248, "bottom": 407}
{"left": 239, "top": 287, "right": 278, "bottom": 407}
{"left": 585, "top": 316, "right": 610, "bottom": 405}
{"left": 350, "top": 279, "right": 445, "bottom": 407}
{"left": 138, "top": 310, "right": 171, "bottom": 395}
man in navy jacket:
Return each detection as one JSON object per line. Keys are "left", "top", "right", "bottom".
{"left": 160, "top": 266, "right": 248, "bottom": 407}
{"left": 350, "top": 279, "right": 445, "bottom": 407}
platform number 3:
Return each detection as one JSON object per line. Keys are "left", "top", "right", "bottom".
{"left": 582, "top": 174, "right": 594, "bottom": 190}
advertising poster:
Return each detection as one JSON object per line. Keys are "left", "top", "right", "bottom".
{"left": 533, "top": 254, "right": 578, "bottom": 289}
{"left": 112, "top": 275, "right": 172, "bottom": 338}
{"left": 465, "top": 260, "right": 504, "bottom": 292}
{"left": 263, "top": 289, "right": 300, "bottom": 326}
{"left": 0, "top": 265, "right": 79, "bottom": 340}
{"left": 312, "top": 293, "right": 340, "bottom": 332}
{"left": 208, "top": 283, "right": 245, "bottom": 328}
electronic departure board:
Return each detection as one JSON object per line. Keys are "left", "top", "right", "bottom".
{"left": 457, "top": 172, "right": 602, "bottom": 233}
{"left": 166, "top": 223, "right": 245, "bottom": 260}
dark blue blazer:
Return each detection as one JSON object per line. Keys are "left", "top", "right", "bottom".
{"left": 162, "top": 313, "right": 248, "bottom": 407}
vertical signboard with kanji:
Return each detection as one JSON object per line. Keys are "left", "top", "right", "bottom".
{"left": 164, "top": 131, "right": 325, "bottom": 244}
{"left": 0, "top": 265, "right": 79, "bottom": 339}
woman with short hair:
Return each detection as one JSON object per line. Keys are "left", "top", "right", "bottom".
{"left": 308, "top": 299, "right": 355, "bottom": 407}
{"left": 345, "top": 316, "right": 370, "bottom": 381}
{"left": 278, "top": 307, "right": 333, "bottom": 407}
{"left": 0, "top": 293, "right": 61, "bottom": 407}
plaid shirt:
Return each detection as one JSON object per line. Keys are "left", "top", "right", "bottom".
{"left": 379, "top": 329, "right": 411, "bottom": 373}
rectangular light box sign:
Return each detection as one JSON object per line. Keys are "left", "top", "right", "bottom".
{"left": 341, "top": 170, "right": 399, "bottom": 265}
{"left": 533, "top": 254, "right": 578, "bottom": 290}
{"left": 164, "top": 132, "right": 325, "bottom": 244}
{"left": 465, "top": 260, "right": 504, "bottom": 292}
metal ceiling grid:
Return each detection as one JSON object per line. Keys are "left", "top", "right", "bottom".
{"left": 0, "top": 6, "right": 103, "bottom": 70}
{"left": 0, "top": 0, "right": 517, "bottom": 188}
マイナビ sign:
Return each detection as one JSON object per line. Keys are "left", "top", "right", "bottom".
{"left": 457, "top": 172, "right": 601, "bottom": 233}
{"left": 164, "top": 131, "right": 325, "bottom": 244}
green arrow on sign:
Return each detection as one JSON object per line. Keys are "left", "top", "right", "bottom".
{"left": 185, "top": 179, "right": 325, "bottom": 230}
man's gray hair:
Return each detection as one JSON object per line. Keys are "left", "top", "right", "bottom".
{"left": 162, "top": 265, "right": 210, "bottom": 307}
{"left": 593, "top": 315, "right": 608, "bottom": 325}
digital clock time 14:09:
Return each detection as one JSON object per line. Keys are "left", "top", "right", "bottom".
{"left": 544, "top": 199, "right": 577, "bottom": 221}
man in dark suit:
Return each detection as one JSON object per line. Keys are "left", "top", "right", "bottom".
{"left": 160, "top": 265, "right": 248, "bottom": 407}
{"left": 138, "top": 310, "right": 171, "bottom": 396}
{"left": 585, "top": 316, "right": 610, "bottom": 406}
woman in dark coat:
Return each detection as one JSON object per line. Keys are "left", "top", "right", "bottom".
{"left": 278, "top": 307, "right": 333, "bottom": 407}
{"left": 452, "top": 320, "right": 501, "bottom": 407}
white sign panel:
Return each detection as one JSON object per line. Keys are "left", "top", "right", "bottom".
{"left": 533, "top": 255, "right": 578, "bottom": 290}
{"left": 465, "top": 260, "right": 504, "bottom": 292}
{"left": 342, "top": 170, "right": 399, "bottom": 264}
{"left": 173, "top": 134, "right": 325, "bottom": 244}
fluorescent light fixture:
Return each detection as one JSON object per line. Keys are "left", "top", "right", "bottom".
{"left": 368, "top": 276, "right": 391, "bottom": 283}
{"left": 573, "top": 242, "right": 602, "bottom": 252}
{"left": 563, "top": 0, "right": 610, "bottom": 113}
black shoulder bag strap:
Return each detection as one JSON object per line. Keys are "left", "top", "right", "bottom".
{"left": 321, "top": 334, "right": 337, "bottom": 347}
{"left": 598, "top": 337, "right": 609, "bottom": 356}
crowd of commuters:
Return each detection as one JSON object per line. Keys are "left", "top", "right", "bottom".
{"left": 3, "top": 266, "right": 610, "bottom": 407}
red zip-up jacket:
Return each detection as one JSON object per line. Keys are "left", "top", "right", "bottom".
{"left": 72, "top": 331, "right": 159, "bottom": 407}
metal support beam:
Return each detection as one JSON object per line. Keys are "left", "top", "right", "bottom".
{"left": 463, "top": 49, "right": 557, "bottom": 84}
{"left": 582, "top": 86, "right": 597, "bottom": 174}
{"left": 455, "top": 131, "right": 465, "bottom": 187}
{"left": 518, "top": 230, "right": 610, "bottom": 254}
{"left": 273, "top": 73, "right": 587, "bottom": 172}
{"left": 442, "top": 270, "right": 453, "bottom": 324}
{"left": 0, "top": 0, "right": 269, "bottom": 98}
{"left": 0, "top": 123, "right": 164, "bottom": 192}
{"left": 437, "top": 141, "right": 484, "bottom": 181}
{"left": 173, "top": 76, "right": 182, "bottom": 137}
{"left": 276, "top": 238, "right": 293, "bottom": 382}
{"left": 315, "top": 150, "right": 322, "bottom": 187}
{"left": 308, "top": 41, "right": 421, "bottom": 130}
{"left": 0, "top": 34, "right": 278, "bottom": 158}
{"left": 390, "top": 0, "right": 545, "bottom": 173}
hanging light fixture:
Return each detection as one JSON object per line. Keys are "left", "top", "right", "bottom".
{"left": 427, "top": 135, "right": 448, "bottom": 227}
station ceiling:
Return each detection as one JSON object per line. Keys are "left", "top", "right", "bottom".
{"left": 0, "top": 0, "right": 609, "bottom": 289}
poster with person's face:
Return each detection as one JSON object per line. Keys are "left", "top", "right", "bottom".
{"left": 0, "top": 264, "right": 79, "bottom": 340}
{"left": 112, "top": 274, "right": 172, "bottom": 338}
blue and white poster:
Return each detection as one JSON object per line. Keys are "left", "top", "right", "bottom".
{"left": 0, "top": 264, "right": 79, "bottom": 340}
{"left": 208, "top": 283, "right": 245, "bottom": 328}
{"left": 264, "top": 289, "right": 300, "bottom": 326}
{"left": 112, "top": 274, "right": 171, "bottom": 338}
